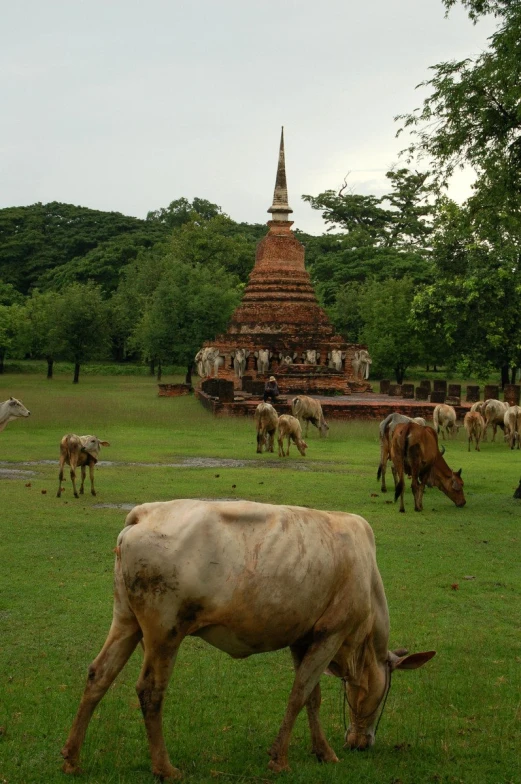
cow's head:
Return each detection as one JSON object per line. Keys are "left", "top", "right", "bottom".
{"left": 319, "top": 420, "right": 329, "bottom": 437}
{"left": 296, "top": 439, "right": 308, "bottom": 457}
{"left": 9, "top": 397, "right": 30, "bottom": 417}
{"left": 342, "top": 649, "right": 436, "bottom": 750}
{"left": 81, "top": 436, "right": 110, "bottom": 459}
{"left": 437, "top": 466, "right": 465, "bottom": 507}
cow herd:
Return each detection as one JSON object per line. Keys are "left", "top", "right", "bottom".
{"left": 1, "top": 390, "right": 519, "bottom": 779}
{"left": 254, "top": 395, "right": 329, "bottom": 458}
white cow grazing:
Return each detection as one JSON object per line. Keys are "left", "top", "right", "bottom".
{"left": 504, "top": 405, "right": 521, "bottom": 449}
{"left": 0, "top": 397, "right": 31, "bottom": 432}
{"left": 433, "top": 404, "right": 458, "bottom": 440}
{"left": 291, "top": 395, "right": 329, "bottom": 437}
{"left": 254, "top": 402, "right": 278, "bottom": 453}
{"left": 483, "top": 399, "right": 509, "bottom": 442}
{"left": 277, "top": 414, "right": 308, "bottom": 457}
{"left": 57, "top": 434, "right": 110, "bottom": 498}
{"left": 328, "top": 349, "right": 345, "bottom": 371}
{"left": 463, "top": 411, "right": 485, "bottom": 452}
{"left": 302, "top": 349, "right": 320, "bottom": 365}
{"left": 61, "top": 499, "right": 435, "bottom": 779}
{"left": 255, "top": 349, "right": 272, "bottom": 374}
{"left": 232, "top": 348, "right": 249, "bottom": 379}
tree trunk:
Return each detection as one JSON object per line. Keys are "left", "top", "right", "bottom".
{"left": 426, "top": 364, "right": 430, "bottom": 372}
{"left": 501, "top": 364, "right": 509, "bottom": 389}
{"left": 511, "top": 367, "right": 517, "bottom": 384}
{"left": 73, "top": 363, "right": 80, "bottom": 384}
{"left": 0, "top": 350, "right": 4, "bottom": 375}
{"left": 185, "top": 362, "right": 194, "bottom": 387}
{"left": 149, "top": 359, "right": 155, "bottom": 376}
{"left": 156, "top": 358, "right": 162, "bottom": 382}
{"left": 395, "top": 368, "right": 405, "bottom": 384}
{"left": 46, "top": 357, "right": 54, "bottom": 379}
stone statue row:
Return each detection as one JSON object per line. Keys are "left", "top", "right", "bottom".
{"left": 194, "top": 347, "right": 372, "bottom": 381}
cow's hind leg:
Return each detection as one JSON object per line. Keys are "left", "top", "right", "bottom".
{"left": 267, "top": 632, "right": 344, "bottom": 773}
{"left": 290, "top": 646, "right": 338, "bottom": 764}
{"left": 61, "top": 615, "right": 142, "bottom": 774}
{"left": 70, "top": 465, "right": 79, "bottom": 498}
{"left": 136, "top": 635, "right": 182, "bottom": 780}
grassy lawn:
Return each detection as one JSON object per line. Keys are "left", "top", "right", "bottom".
{"left": 0, "top": 375, "right": 519, "bottom": 784}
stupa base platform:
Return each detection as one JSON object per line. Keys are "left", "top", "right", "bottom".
{"left": 195, "top": 389, "right": 471, "bottom": 421}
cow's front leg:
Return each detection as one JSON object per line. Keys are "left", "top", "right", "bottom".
{"left": 290, "top": 646, "right": 339, "bottom": 764}
{"left": 277, "top": 435, "right": 284, "bottom": 457}
{"left": 79, "top": 465, "right": 86, "bottom": 495}
{"left": 268, "top": 632, "right": 344, "bottom": 773}
{"left": 88, "top": 462, "right": 96, "bottom": 495}
{"left": 137, "top": 643, "right": 181, "bottom": 780}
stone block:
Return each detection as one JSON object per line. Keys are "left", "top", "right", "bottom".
{"left": 466, "top": 385, "right": 480, "bottom": 403}
{"left": 415, "top": 386, "right": 429, "bottom": 401}
{"left": 433, "top": 380, "right": 447, "bottom": 393}
{"left": 430, "top": 390, "right": 446, "bottom": 403}
{"left": 242, "top": 376, "right": 253, "bottom": 393}
{"left": 157, "top": 383, "right": 191, "bottom": 397}
{"left": 388, "top": 384, "right": 402, "bottom": 397}
{"left": 218, "top": 379, "right": 235, "bottom": 403}
{"left": 419, "top": 379, "right": 431, "bottom": 391}
{"left": 503, "top": 384, "right": 520, "bottom": 405}
{"left": 484, "top": 384, "right": 499, "bottom": 401}
{"left": 448, "top": 384, "right": 461, "bottom": 398}
{"left": 251, "top": 381, "right": 266, "bottom": 396}
{"left": 402, "top": 383, "right": 415, "bottom": 399}
{"left": 380, "top": 379, "right": 391, "bottom": 394}
{"left": 202, "top": 379, "right": 219, "bottom": 397}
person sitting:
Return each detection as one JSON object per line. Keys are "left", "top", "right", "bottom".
{"left": 263, "top": 376, "right": 280, "bottom": 403}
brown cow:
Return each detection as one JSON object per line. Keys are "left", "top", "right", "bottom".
{"left": 57, "top": 434, "right": 110, "bottom": 498}
{"left": 377, "top": 413, "right": 427, "bottom": 493}
{"left": 61, "top": 499, "right": 435, "bottom": 779}
{"left": 390, "top": 423, "right": 465, "bottom": 512}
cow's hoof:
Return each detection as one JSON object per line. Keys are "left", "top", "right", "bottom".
{"left": 61, "top": 752, "right": 81, "bottom": 775}
{"left": 152, "top": 763, "right": 182, "bottom": 780}
{"left": 268, "top": 758, "right": 291, "bottom": 773}
{"left": 312, "top": 746, "right": 339, "bottom": 764}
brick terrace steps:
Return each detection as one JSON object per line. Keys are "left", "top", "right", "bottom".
{"left": 195, "top": 390, "right": 472, "bottom": 420}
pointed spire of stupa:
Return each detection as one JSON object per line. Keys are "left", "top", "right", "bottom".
{"left": 267, "top": 127, "right": 293, "bottom": 221}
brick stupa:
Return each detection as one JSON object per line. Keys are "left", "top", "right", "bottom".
{"left": 202, "top": 129, "right": 371, "bottom": 395}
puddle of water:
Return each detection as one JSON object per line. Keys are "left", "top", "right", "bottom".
{"left": 0, "top": 468, "right": 37, "bottom": 480}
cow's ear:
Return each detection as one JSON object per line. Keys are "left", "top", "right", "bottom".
{"left": 456, "top": 468, "right": 462, "bottom": 477}
{"left": 99, "top": 441, "right": 110, "bottom": 447}
{"left": 390, "top": 650, "right": 436, "bottom": 671}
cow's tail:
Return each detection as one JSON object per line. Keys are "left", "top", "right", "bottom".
{"left": 292, "top": 397, "right": 301, "bottom": 416}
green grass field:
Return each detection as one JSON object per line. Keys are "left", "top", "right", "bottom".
{"left": 1, "top": 375, "right": 519, "bottom": 784}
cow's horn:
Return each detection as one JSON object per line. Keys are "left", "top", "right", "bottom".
{"left": 440, "top": 446, "right": 446, "bottom": 456}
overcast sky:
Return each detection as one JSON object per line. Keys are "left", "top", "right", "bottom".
{"left": 1, "top": 0, "right": 496, "bottom": 234}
